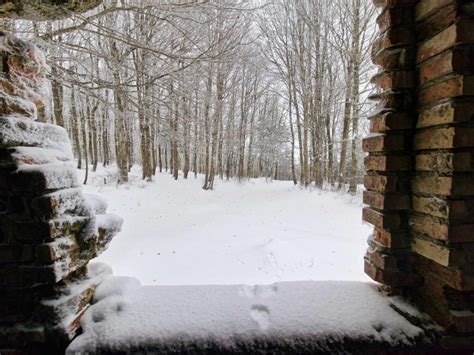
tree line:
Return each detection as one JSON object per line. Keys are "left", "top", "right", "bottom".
{"left": 12, "top": 0, "right": 376, "bottom": 193}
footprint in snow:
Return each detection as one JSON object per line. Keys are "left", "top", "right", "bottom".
{"left": 250, "top": 305, "right": 271, "bottom": 331}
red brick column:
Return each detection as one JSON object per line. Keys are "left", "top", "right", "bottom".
{"left": 410, "top": 0, "right": 474, "bottom": 337}
{"left": 365, "top": 0, "right": 474, "bottom": 345}
{"left": 364, "top": 0, "right": 421, "bottom": 289}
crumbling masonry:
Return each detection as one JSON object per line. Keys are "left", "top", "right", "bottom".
{"left": 0, "top": 32, "right": 122, "bottom": 353}
{"left": 364, "top": 0, "right": 474, "bottom": 346}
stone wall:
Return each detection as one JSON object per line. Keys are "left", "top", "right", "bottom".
{"left": 0, "top": 32, "right": 121, "bottom": 354}
{"left": 364, "top": 0, "right": 474, "bottom": 348}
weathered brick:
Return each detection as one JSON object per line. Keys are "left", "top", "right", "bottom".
{"left": 417, "top": 99, "right": 474, "bottom": 128}
{"left": 411, "top": 237, "right": 463, "bottom": 267}
{"left": 363, "top": 207, "right": 404, "bottom": 230}
{"left": 366, "top": 248, "right": 399, "bottom": 270}
{"left": 372, "top": 46, "right": 416, "bottom": 69}
{"left": 363, "top": 190, "right": 411, "bottom": 210}
{"left": 31, "top": 188, "right": 91, "bottom": 219}
{"left": 412, "top": 253, "right": 474, "bottom": 291}
{"left": 415, "top": 152, "right": 474, "bottom": 172}
{"left": 370, "top": 111, "right": 414, "bottom": 132}
{"left": 364, "top": 154, "right": 412, "bottom": 171}
{"left": 369, "top": 90, "right": 413, "bottom": 111}
{"left": 419, "top": 75, "right": 474, "bottom": 106}
{"left": 370, "top": 228, "right": 410, "bottom": 248}
{"left": 412, "top": 195, "right": 451, "bottom": 219}
{"left": 362, "top": 134, "right": 406, "bottom": 152}
{"left": 412, "top": 175, "right": 474, "bottom": 196}
{"left": 364, "top": 258, "right": 422, "bottom": 287}
{"left": 410, "top": 213, "right": 474, "bottom": 242}
{"left": 373, "top": 27, "right": 416, "bottom": 60}
{"left": 416, "top": 1, "right": 456, "bottom": 39}
{"left": 414, "top": 127, "right": 474, "bottom": 150}
{"left": 36, "top": 236, "right": 80, "bottom": 264}
{"left": 377, "top": 6, "right": 414, "bottom": 33}
{"left": 416, "top": 19, "right": 474, "bottom": 64}
{"left": 371, "top": 70, "right": 415, "bottom": 89}
{"left": 364, "top": 174, "right": 409, "bottom": 193}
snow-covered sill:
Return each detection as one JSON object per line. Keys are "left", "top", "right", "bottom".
{"left": 67, "top": 273, "right": 440, "bottom": 354}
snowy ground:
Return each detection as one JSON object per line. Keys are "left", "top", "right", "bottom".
{"left": 80, "top": 166, "right": 372, "bottom": 285}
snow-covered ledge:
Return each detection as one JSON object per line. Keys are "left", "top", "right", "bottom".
{"left": 66, "top": 274, "right": 439, "bottom": 354}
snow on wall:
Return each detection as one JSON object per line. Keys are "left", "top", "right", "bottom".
{"left": 0, "top": 31, "right": 51, "bottom": 120}
{"left": 67, "top": 276, "right": 433, "bottom": 353}
{"left": 0, "top": 115, "right": 71, "bottom": 152}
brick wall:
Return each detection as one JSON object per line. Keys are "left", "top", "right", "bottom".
{"left": 365, "top": 0, "right": 474, "bottom": 346}
{"left": 0, "top": 32, "right": 121, "bottom": 354}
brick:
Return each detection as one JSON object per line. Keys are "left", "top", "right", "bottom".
{"left": 410, "top": 213, "right": 474, "bottom": 242}
{"left": 372, "top": 46, "right": 416, "bottom": 69}
{"left": 31, "top": 188, "right": 90, "bottom": 219}
{"left": 412, "top": 253, "right": 474, "bottom": 291}
{"left": 364, "top": 258, "right": 422, "bottom": 287}
{"left": 370, "top": 228, "right": 410, "bottom": 248}
{"left": 371, "top": 70, "right": 415, "bottom": 89}
{"left": 416, "top": 20, "right": 474, "bottom": 64}
{"left": 363, "top": 207, "right": 403, "bottom": 230}
{"left": 450, "top": 310, "right": 474, "bottom": 333}
{"left": 410, "top": 237, "right": 472, "bottom": 267}
{"left": 369, "top": 90, "right": 413, "bottom": 111}
{"left": 416, "top": 1, "right": 456, "bottom": 39}
{"left": 415, "top": 0, "right": 451, "bottom": 22}
{"left": 370, "top": 111, "right": 414, "bottom": 132}
{"left": 412, "top": 175, "right": 474, "bottom": 196}
{"left": 0, "top": 116, "right": 71, "bottom": 149}
{"left": 415, "top": 152, "right": 474, "bottom": 172}
{"left": 362, "top": 134, "right": 406, "bottom": 152}
{"left": 2, "top": 165, "right": 79, "bottom": 193}
{"left": 419, "top": 50, "right": 454, "bottom": 84}
{"left": 377, "top": 6, "right": 414, "bottom": 32}
{"left": 419, "top": 75, "right": 474, "bottom": 106}
{"left": 36, "top": 236, "right": 80, "bottom": 264}
{"left": 364, "top": 174, "right": 409, "bottom": 193}
{"left": 364, "top": 154, "right": 411, "bottom": 171}
{"left": 373, "top": 27, "right": 415, "bottom": 58}
{"left": 363, "top": 190, "right": 411, "bottom": 210}
{"left": 414, "top": 127, "right": 474, "bottom": 150}
{"left": 417, "top": 99, "right": 474, "bottom": 128}
{"left": 366, "top": 248, "right": 399, "bottom": 270}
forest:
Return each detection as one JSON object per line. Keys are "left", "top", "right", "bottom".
{"left": 10, "top": 0, "right": 376, "bottom": 193}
